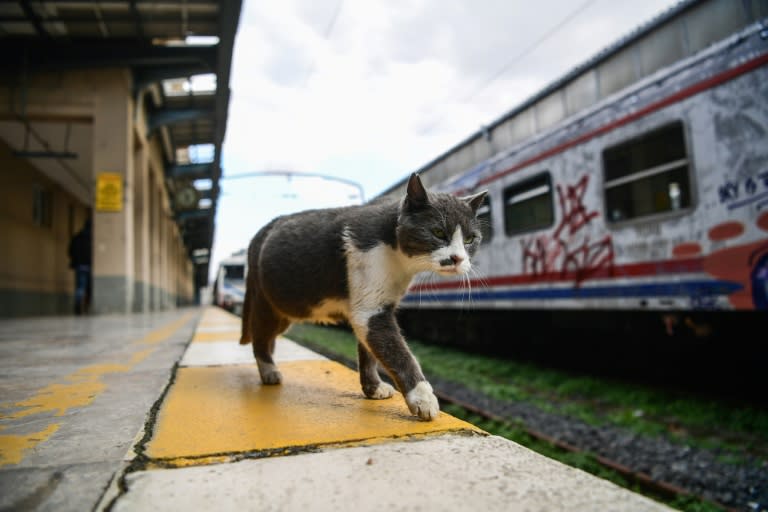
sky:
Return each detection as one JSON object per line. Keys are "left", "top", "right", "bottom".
{"left": 210, "top": 0, "right": 682, "bottom": 282}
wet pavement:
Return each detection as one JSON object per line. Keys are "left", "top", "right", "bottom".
{"left": 0, "top": 307, "right": 675, "bottom": 511}
{"left": 0, "top": 310, "right": 198, "bottom": 511}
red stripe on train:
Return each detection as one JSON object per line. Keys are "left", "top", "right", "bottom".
{"left": 409, "top": 257, "right": 704, "bottom": 292}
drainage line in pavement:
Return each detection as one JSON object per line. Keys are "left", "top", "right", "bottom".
{"left": 100, "top": 360, "right": 183, "bottom": 512}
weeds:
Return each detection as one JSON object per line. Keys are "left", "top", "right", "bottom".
{"left": 286, "top": 323, "right": 768, "bottom": 462}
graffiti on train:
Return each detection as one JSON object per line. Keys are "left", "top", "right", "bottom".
{"left": 521, "top": 175, "right": 614, "bottom": 286}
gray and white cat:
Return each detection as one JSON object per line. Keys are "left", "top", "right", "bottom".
{"left": 239, "top": 173, "right": 487, "bottom": 420}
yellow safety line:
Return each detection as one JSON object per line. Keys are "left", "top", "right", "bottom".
{"left": 191, "top": 330, "right": 242, "bottom": 343}
{"left": 146, "top": 361, "right": 482, "bottom": 461}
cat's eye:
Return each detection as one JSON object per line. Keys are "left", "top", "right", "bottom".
{"left": 464, "top": 234, "right": 475, "bottom": 244}
{"left": 431, "top": 228, "right": 447, "bottom": 239}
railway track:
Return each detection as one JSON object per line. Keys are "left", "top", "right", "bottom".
{"left": 430, "top": 386, "right": 737, "bottom": 512}
{"left": 284, "top": 332, "right": 765, "bottom": 512}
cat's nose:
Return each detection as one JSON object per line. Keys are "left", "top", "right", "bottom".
{"left": 450, "top": 254, "right": 464, "bottom": 264}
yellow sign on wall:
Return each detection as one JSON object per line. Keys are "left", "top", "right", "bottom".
{"left": 96, "top": 172, "right": 123, "bottom": 212}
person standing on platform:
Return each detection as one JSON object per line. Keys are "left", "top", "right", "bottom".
{"left": 68, "top": 217, "right": 92, "bottom": 315}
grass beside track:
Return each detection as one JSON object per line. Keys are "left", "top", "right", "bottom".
{"left": 286, "top": 323, "right": 768, "bottom": 512}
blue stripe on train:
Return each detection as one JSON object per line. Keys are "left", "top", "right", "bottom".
{"left": 402, "top": 279, "right": 742, "bottom": 303}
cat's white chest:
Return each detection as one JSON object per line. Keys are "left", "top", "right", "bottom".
{"left": 345, "top": 242, "right": 417, "bottom": 310}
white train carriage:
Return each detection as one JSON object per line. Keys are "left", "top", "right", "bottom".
{"left": 213, "top": 249, "right": 247, "bottom": 315}
{"left": 401, "top": 21, "right": 768, "bottom": 329}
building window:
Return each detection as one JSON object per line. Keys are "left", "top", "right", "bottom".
{"left": 32, "top": 185, "right": 53, "bottom": 228}
{"left": 476, "top": 195, "right": 492, "bottom": 243}
{"left": 503, "top": 173, "right": 554, "bottom": 236}
{"left": 603, "top": 121, "right": 691, "bottom": 223}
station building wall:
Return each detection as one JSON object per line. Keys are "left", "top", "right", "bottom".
{"left": 0, "top": 139, "right": 90, "bottom": 315}
{"left": 0, "top": 68, "right": 196, "bottom": 317}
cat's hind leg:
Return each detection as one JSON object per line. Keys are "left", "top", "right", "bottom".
{"left": 357, "top": 343, "right": 395, "bottom": 399}
{"left": 248, "top": 289, "right": 290, "bottom": 385}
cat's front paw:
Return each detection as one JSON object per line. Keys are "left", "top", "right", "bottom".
{"left": 257, "top": 360, "right": 282, "bottom": 385}
{"left": 365, "top": 382, "right": 395, "bottom": 399}
{"left": 260, "top": 370, "right": 282, "bottom": 385}
{"left": 405, "top": 381, "right": 439, "bottom": 421}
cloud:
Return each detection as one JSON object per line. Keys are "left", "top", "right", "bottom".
{"left": 213, "top": 0, "right": 682, "bottom": 281}
{"left": 226, "top": 0, "right": 681, "bottom": 181}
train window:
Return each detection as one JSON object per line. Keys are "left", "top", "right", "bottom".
{"left": 503, "top": 173, "right": 554, "bottom": 236}
{"left": 476, "top": 195, "right": 492, "bottom": 243}
{"left": 603, "top": 121, "right": 691, "bottom": 222}
{"left": 223, "top": 264, "right": 245, "bottom": 280}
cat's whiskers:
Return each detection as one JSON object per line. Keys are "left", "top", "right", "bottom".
{"left": 469, "top": 266, "right": 490, "bottom": 291}
{"left": 413, "top": 274, "right": 423, "bottom": 307}
{"left": 460, "top": 266, "right": 473, "bottom": 309}
{"left": 456, "top": 272, "right": 466, "bottom": 309}
{"left": 463, "top": 270, "right": 474, "bottom": 310}
{"left": 412, "top": 272, "right": 431, "bottom": 307}
{"left": 470, "top": 267, "right": 489, "bottom": 309}
{"left": 426, "top": 272, "right": 439, "bottom": 302}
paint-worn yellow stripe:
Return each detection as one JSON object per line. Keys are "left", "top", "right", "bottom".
{"left": 191, "top": 330, "right": 242, "bottom": 343}
{"left": 8, "top": 364, "right": 129, "bottom": 419}
{"left": 0, "top": 311, "right": 196, "bottom": 467}
{"left": 139, "top": 312, "right": 197, "bottom": 345}
{"left": 0, "top": 424, "right": 59, "bottom": 465}
{"left": 146, "top": 361, "right": 481, "bottom": 461}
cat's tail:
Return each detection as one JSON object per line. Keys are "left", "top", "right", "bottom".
{"left": 239, "top": 280, "right": 252, "bottom": 345}
{"left": 239, "top": 232, "right": 258, "bottom": 345}
{"left": 239, "top": 218, "right": 280, "bottom": 345}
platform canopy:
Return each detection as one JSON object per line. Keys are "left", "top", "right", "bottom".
{"left": 0, "top": 0, "right": 242, "bottom": 289}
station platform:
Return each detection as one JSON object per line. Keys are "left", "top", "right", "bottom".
{"left": 0, "top": 307, "right": 675, "bottom": 511}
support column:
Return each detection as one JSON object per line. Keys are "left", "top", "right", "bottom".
{"left": 173, "top": 222, "right": 179, "bottom": 305}
{"left": 162, "top": 213, "right": 171, "bottom": 308}
{"left": 173, "top": 234, "right": 181, "bottom": 306}
{"left": 91, "top": 70, "right": 135, "bottom": 314}
{"left": 159, "top": 189, "right": 168, "bottom": 309}
{"left": 150, "top": 182, "right": 161, "bottom": 310}
{"left": 133, "top": 141, "right": 150, "bottom": 312}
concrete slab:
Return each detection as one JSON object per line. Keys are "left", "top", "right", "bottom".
{"left": 195, "top": 324, "right": 243, "bottom": 333}
{"left": 145, "top": 361, "right": 478, "bottom": 461}
{"left": 116, "top": 434, "right": 674, "bottom": 512}
{"left": 12, "top": 367, "right": 182, "bottom": 467}
{"left": 180, "top": 337, "right": 327, "bottom": 366}
{"left": 2, "top": 306, "right": 675, "bottom": 512}
{"left": 0, "top": 461, "right": 118, "bottom": 512}
{"left": 0, "top": 309, "right": 200, "bottom": 511}
{"left": 196, "top": 308, "right": 240, "bottom": 327}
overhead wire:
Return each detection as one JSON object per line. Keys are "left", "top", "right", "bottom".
{"left": 459, "top": 0, "right": 600, "bottom": 104}
{"left": 422, "top": 0, "right": 600, "bottom": 135}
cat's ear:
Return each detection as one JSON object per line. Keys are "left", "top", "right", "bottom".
{"left": 404, "top": 173, "right": 429, "bottom": 210}
{"left": 463, "top": 190, "right": 488, "bottom": 214}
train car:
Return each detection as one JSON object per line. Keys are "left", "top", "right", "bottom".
{"left": 394, "top": 16, "right": 768, "bottom": 362}
{"left": 213, "top": 249, "right": 247, "bottom": 315}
